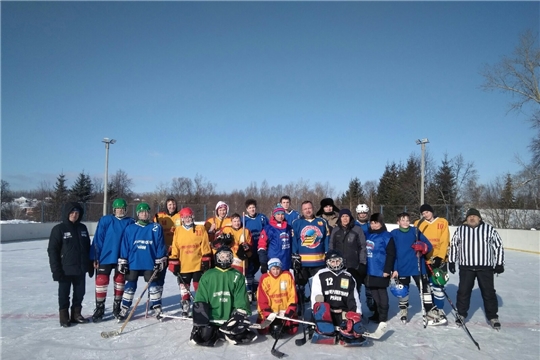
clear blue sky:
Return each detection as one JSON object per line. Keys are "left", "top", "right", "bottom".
{"left": 2, "top": 1, "right": 538, "bottom": 195}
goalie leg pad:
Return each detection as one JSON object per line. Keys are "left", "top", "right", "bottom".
{"left": 313, "top": 302, "right": 335, "bottom": 335}
{"left": 190, "top": 325, "right": 219, "bottom": 347}
{"left": 311, "top": 332, "right": 337, "bottom": 345}
{"left": 192, "top": 301, "right": 211, "bottom": 326}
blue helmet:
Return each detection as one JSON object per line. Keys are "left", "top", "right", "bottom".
{"left": 390, "top": 279, "right": 409, "bottom": 298}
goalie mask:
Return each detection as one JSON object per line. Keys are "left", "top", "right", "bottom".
{"left": 215, "top": 233, "right": 233, "bottom": 248}
{"left": 325, "top": 249, "right": 345, "bottom": 272}
{"left": 431, "top": 268, "right": 449, "bottom": 286}
{"left": 390, "top": 279, "right": 409, "bottom": 298}
{"left": 215, "top": 246, "right": 234, "bottom": 270}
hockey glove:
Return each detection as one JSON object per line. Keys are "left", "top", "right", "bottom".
{"left": 431, "top": 257, "right": 443, "bottom": 269}
{"left": 201, "top": 254, "right": 212, "bottom": 273}
{"left": 236, "top": 242, "right": 251, "bottom": 260}
{"left": 260, "top": 263, "right": 268, "bottom": 274}
{"left": 449, "top": 262, "right": 456, "bottom": 274}
{"left": 154, "top": 256, "right": 167, "bottom": 272}
{"left": 52, "top": 271, "right": 64, "bottom": 282}
{"left": 88, "top": 262, "right": 95, "bottom": 278}
{"left": 220, "top": 309, "right": 251, "bottom": 335}
{"left": 168, "top": 258, "right": 180, "bottom": 276}
{"left": 494, "top": 265, "right": 504, "bottom": 274}
{"left": 292, "top": 254, "right": 302, "bottom": 272}
{"left": 117, "top": 258, "right": 129, "bottom": 275}
{"left": 339, "top": 311, "right": 363, "bottom": 338}
{"left": 285, "top": 305, "right": 296, "bottom": 318}
{"left": 411, "top": 241, "right": 428, "bottom": 255}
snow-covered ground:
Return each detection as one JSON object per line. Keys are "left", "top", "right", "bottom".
{"left": 1, "top": 239, "right": 539, "bottom": 360}
{"left": 0, "top": 220, "right": 39, "bottom": 224}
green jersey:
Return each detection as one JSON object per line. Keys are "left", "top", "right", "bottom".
{"left": 195, "top": 267, "right": 250, "bottom": 324}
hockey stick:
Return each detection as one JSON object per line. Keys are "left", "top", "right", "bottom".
{"left": 270, "top": 319, "right": 287, "bottom": 358}
{"left": 441, "top": 288, "right": 480, "bottom": 350}
{"left": 276, "top": 315, "right": 387, "bottom": 340}
{"left": 159, "top": 311, "right": 276, "bottom": 330}
{"left": 294, "top": 276, "right": 309, "bottom": 346}
{"left": 417, "top": 252, "right": 428, "bottom": 328}
{"left": 101, "top": 269, "right": 159, "bottom": 339}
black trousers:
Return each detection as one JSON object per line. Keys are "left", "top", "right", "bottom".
{"left": 58, "top": 274, "right": 86, "bottom": 310}
{"left": 456, "top": 267, "right": 498, "bottom": 320}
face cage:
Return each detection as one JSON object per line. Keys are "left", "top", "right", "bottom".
{"left": 326, "top": 257, "right": 344, "bottom": 271}
{"left": 216, "top": 251, "right": 233, "bottom": 269}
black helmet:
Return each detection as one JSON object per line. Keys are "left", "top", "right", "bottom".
{"left": 214, "top": 246, "right": 234, "bottom": 270}
{"left": 325, "top": 249, "right": 345, "bottom": 272}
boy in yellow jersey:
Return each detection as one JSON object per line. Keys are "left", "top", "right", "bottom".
{"left": 256, "top": 258, "right": 299, "bottom": 339}
{"left": 153, "top": 198, "right": 179, "bottom": 290}
{"left": 220, "top": 213, "right": 252, "bottom": 276}
{"left": 168, "top": 207, "right": 212, "bottom": 317}
{"left": 414, "top": 203, "right": 450, "bottom": 323}
{"left": 204, "top": 201, "right": 232, "bottom": 242}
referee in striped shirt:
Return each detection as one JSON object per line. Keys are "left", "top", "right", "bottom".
{"left": 448, "top": 208, "right": 504, "bottom": 330}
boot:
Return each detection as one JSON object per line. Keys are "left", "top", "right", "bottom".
{"left": 378, "top": 304, "right": 389, "bottom": 323}
{"left": 113, "top": 300, "right": 122, "bottom": 320}
{"left": 71, "top": 306, "right": 89, "bottom": 323}
{"left": 59, "top": 309, "right": 71, "bottom": 328}
{"left": 92, "top": 302, "right": 105, "bottom": 322}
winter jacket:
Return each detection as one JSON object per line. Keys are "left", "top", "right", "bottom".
{"left": 47, "top": 202, "right": 91, "bottom": 277}
{"left": 329, "top": 222, "right": 367, "bottom": 270}
{"left": 365, "top": 226, "right": 395, "bottom": 288}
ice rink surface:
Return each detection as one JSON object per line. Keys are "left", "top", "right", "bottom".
{"left": 1, "top": 239, "right": 539, "bottom": 360}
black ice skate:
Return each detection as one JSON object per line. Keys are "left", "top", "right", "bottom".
{"left": 92, "top": 303, "right": 105, "bottom": 323}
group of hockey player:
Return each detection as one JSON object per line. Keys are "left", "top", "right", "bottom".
{"left": 48, "top": 195, "right": 505, "bottom": 348}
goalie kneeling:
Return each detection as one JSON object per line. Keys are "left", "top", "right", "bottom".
{"left": 310, "top": 250, "right": 368, "bottom": 347}
{"left": 190, "top": 246, "right": 257, "bottom": 347}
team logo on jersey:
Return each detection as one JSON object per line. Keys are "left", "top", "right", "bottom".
{"left": 280, "top": 281, "right": 287, "bottom": 291}
{"left": 366, "top": 240, "right": 375, "bottom": 257}
{"left": 340, "top": 278, "right": 349, "bottom": 289}
{"left": 300, "top": 225, "right": 324, "bottom": 249}
{"left": 317, "top": 221, "right": 323, "bottom": 226}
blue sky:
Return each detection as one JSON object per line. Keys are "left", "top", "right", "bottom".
{"left": 2, "top": 1, "right": 538, "bottom": 195}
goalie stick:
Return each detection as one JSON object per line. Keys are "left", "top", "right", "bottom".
{"left": 275, "top": 314, "right": 388, "bottom": 340}
{"left": 159, "top": 311, "right": 277, "bottom": 330}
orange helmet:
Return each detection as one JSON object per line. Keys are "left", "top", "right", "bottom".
{"left": 179, "top": 207, "right": 194, "bottom": 218}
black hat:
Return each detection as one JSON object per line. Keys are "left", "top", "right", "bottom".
{"left": 369, "top": 213, "right": 384, "bottom": 224}
{"left": 420, "top": 204, "right": 434, "bottom": 214}
{"left": 466, "top": 208, "right": 481, "bottom": 219}
{"left": 316, "top": 198, "right": 339, "bottom": 216}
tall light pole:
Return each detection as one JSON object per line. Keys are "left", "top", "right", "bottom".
{"left": 416, "top": 138, "right": 429, "bottom": 206}
{"left": 102, "top": 138, "right": 116, "bottom": 216}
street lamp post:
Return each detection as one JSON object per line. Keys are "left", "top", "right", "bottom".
{"left": 102, "top": 138, "right": 116, "bottom": 216}
{"left": 416, "top": 138, "right": 429, "bottom": 206}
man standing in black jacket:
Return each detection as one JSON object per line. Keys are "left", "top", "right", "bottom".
{"left": 47, "top": 202, "right": 93, "bottom": 327}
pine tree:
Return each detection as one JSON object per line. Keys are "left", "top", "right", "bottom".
{"left": 52, "top": 173, "right": 69, "bottom": 221}
{"left": 398, "top": 155, "right": 421, "bottom": 210}
{"left": 427, "top": 155, "right": 457, "bottom": 223}
{"left": 377, "top": 162, "right": 403, "bottom": 219}
{"left": 70, "top": 172, "right": 93, "bottom": 203}
{"left": 499, "top": 173, "right": 516, "bottom": 209}
{"left": 340, "top": 178, "right": 365, "bottom": 210}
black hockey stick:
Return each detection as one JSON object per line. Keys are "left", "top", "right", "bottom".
{"left": 294, "top": 282, "right": 309, "bottom": 346}
{"left": 101, "top": 269, "right": 159, "bottom": 338}
{"left": 417, "top": 252, "right": 428, "bottom": 328}
{"left": 442, "top": 288, "right": 480, "bottom": 350}
{"left": 270, "top": 320, "right": 287, "bottom": 358}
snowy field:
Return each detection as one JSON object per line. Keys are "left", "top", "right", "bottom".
{"left": 1, "top": 239, "right": 539, "bottom": 360}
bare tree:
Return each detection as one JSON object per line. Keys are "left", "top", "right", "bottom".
{"left": 108, "top": 169, "right": 134, "bottom": 201}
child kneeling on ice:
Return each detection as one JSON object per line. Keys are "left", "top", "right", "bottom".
{"left": 256, "top": 258, "right": 299, "bottom": 339}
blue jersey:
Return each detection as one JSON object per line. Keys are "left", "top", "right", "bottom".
{"left": 366, "top": 230, "right": 393, "bottom": 277}
{"left": 355, "top": 221, "right": 369, "bottom": 238}
{"left": 120, "top": 222, "right": 167, "bottom": 271}
{"left": 291, "top": 217, "right": 329, "bottom": 268}
{"left": 90, "top": 215, "right": 135, "bottom": 265}
{"left": 284, "top": 210, "right": 300, "bottom": 226}
{"left": 258, "top": 219, "right": 293, "bottom": 271}
{"left": 243, "top": 213, "right": 268, "bottom": 249}
{"left": 391, "top": 227, "right": 432, "bottom": 276}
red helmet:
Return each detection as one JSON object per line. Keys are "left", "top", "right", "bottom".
{"left": 179, "top": 207, "right": 194, "bottom": 218}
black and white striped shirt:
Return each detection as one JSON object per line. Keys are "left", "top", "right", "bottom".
{"left": 449, "top": 222, "right": 504, "bottom": 267}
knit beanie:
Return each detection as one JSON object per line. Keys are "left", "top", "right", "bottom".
{"left": 369, "top": 213, "right": 384, "bottom": 224}
{"left": 272, "top": 203, "right": 286, "bottom": 216}
{"left": 338, "top": 208, "right": 353, "bottom": 220}
{"left": 419, "top": 204, "right": 434, "bottom": 214}
{"left": 267, "top": 258, "right": 282, "bottom": 269}
{"left": 466, "top": 208, "right": 481, "bottom": 219}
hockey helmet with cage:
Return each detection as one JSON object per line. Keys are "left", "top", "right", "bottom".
{"left": 136, "top": 202, "right": 151, "bottom": 214}
{"left": 355, "top": 204, "right": 369, "bottom": 213}
{"left": 325, "top": 249, "right": 345, "bottom": 272}
{"left": 431, "top": 268, "right": 449, "bottom": 286}
{"left": 390, "top": 278, "right": 409, "bottom": 298}
{"left": 215, "top": 246, "right": 234, "bottom": 270}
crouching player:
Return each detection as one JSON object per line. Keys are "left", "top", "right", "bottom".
{"left": 190, "top": 246, "right": 257, "bottom": 346}
{"left": 256, "top": 258, "right": 299, "bottom": 339}
{"left": 310, "top": 249, "right": 367, "bottom": 346}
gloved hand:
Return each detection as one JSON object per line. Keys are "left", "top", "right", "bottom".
{"left": 449, "top": 262, "right": 456, "bottom": 274}
{"left": 88, "top": 262, "right": 95, "bottom": 278}
{"left": 168, "top": 258, "right": 180, "bottom": 276}
{"left": 154, "top": 256, "right": 167, "bottom": 272}
{"left": 260, "top": 263, "right": 268, "bottom": 274}
{"left": 292, "top": 254, "right": 302, "bottom": 272}
{"left": 285, "top": 305, "right": 296, "bottom": 318}
{"left": 220, "top": 309, "right": 251, "bottom": 335}
{"left": 236, "top": 242, "right": 251, "bottom": 260}
{"left": 431, "top": 257, "right": 443, "bottom": 269}
{"left": 340, "top": 311, "right": 362, "bottom": 337}
{"left": 201, "top": 254, "right": 212, "bottom": 272}
{"left": 412, "top": 241, "right": 429, "bottom": 255}
{"left": 258, "top": 249, "right": 268, "bottom": 270}
{"left": 494, "top": 265, "right": 504, "bottom": 274}
{"left": 52, "top": 271, "right": 64, "bottom": 282}
{"left": 117, "top": 258, "right": 129, "bottom": 274}
{"left": 357, "top": 263, "right": 367, "bottom": 280}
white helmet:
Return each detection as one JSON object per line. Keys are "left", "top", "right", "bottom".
{"left": 356, "top": 204, "right": 369, "bottom": 213}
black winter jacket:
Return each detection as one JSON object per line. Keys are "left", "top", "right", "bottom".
{"left": 329, "top": 221, "right": 367, "bottom": 270}
{"left": 47, "top": 202, "right": 91, "bottom": 277}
